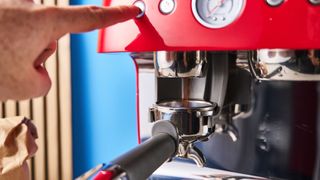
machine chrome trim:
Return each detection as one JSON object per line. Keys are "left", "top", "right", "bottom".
{"left": 150, "top": 100, "right": 217, "bottom": 141}
{"left": 155, "top": 51, "right": 208, "bottom": 78}
{"left": 237, "top": 49, "right": 320, "bottom": 81}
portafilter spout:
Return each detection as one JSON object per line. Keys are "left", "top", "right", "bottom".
{"left": 150, "top": 100, "right": 219, "bottom": 167}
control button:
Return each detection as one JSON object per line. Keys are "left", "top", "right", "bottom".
{"left": 310, "top": 0, "right": 320, "bottom": 5}
{"left": 134, "top": 1, "right": 145, "bottom": 18}
{"left": 266, "top": 0, "right": 284, "bottom": 6}
{"left": 159, "top": 0, "right": 175, "bottom": 14}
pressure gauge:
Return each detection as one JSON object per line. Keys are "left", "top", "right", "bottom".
{"left": 192, "top": 0, "right": 245, "bottom": 28}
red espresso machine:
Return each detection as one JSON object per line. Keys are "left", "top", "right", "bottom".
{"left": 88, "top": 0, "right": 320, "bottom": 179}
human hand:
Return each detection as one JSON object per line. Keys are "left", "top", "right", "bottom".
{"left": 0, "top": 0, "right": 140, "bottom": 100}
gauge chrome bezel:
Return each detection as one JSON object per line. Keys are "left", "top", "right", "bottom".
{"left": 191, "top": 0, "right": 245, "bottom": 29}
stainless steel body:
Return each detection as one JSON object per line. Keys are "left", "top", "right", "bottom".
{"left": 133, "top": 50, "right": 320, "bottom": 180}
{"left": 238, "top": 50, "right": 320, "bottom": 81}
{"left": 199, "top": 81, "right": 319, "bottom": 180}
{"left": 150, "top": 100, "right": 218, "bottom": 167}
{"left": 150, "top": 100, "right": 217, "bottom": 141}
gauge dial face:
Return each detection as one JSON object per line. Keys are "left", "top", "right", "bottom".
{"left": 192, "top": 0, "right": 245, "bottom": 28}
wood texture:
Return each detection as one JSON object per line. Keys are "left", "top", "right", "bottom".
{"left": 42, "top": 0, "right": 62, "bottom": 177}
{"left": 5, "top": 100, "right": 16, "bottom": 117}
{"left": 18, "top": 100, "right": 32, "bottom": 180}
{"left": 56, "top": 0, "right": 73, "bottom": 178}
{"left": 58, "top": 35, "right": 73, "bottom": 180}
{"left": 45, "top": 53, "right": 60, "bottom": 180}
{"left": 32, "top": 97, "right": 46, "bottom": 180}
{"left": 18, "top": 100, "right": 31, "bottom": 118}
{"left": 0, "top": 102, "right": 3, "bottom": 118}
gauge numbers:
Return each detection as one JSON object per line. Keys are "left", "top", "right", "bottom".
{"left": 192, "top": 0, "right": 245, "bottom": 28}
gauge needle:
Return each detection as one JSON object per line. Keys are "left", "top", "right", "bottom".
{"left": 207, "top": 0, "right": 226, "bottom": 17}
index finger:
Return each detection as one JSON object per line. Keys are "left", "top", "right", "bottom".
{"left": 50, "top": 5, "right": 140, "bottom": 38}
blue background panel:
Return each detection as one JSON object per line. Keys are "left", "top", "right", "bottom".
{"left": 70, "top": 0, "right": 138, "bottom": 177}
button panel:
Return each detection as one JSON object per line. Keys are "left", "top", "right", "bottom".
{"left": 99, "top": 0, "right": 320, "bottom": 52}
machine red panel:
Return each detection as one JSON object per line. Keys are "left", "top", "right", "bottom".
{"left": 98, "top": 0, "right": 320, "bottom": 52}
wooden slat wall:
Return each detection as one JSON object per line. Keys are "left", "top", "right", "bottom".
{"left": 0, "top": 103, "right": 2, "bottom": 118}
{"left": 58, "top": 19, "right": 73, "bottom": 180}
{"left": 18, "top": 100, "right": 33, "bottom": 180}
{"left": 1, "top": 0, "right": 73, "bottom": 179}
{"left": 33, "top": 97, "right": 46, "bottom": 180}
{"left": 5, "top": 101, "right": 17, "bottom": 117}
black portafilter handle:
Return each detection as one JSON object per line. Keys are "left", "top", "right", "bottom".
{"left": 100, "top": 121, "right": 179, "bottom": 180}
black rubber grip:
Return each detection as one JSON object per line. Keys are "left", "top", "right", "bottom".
{"left": 110, "top": 133, "right": 176, "bottom": 180}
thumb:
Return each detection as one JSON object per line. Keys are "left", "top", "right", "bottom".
{"left": 49, "top": 5, "right": 140, "bottom": 38}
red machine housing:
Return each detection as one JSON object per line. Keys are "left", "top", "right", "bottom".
{"left": 95, "top": 1, "right": 320, "bottom": 180}
{"left": 99, "top": 0, "right": 320, "bottom": 52}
